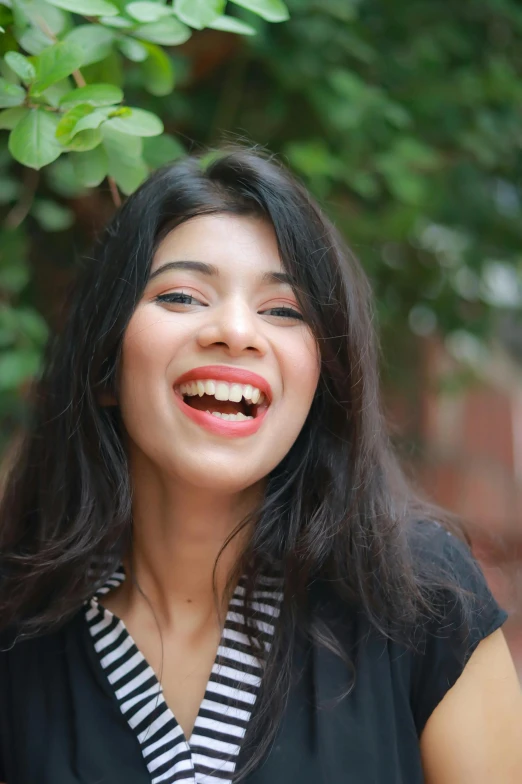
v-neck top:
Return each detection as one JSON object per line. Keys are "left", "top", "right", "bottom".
{"left": 85, "top": 571, "right": 283, "bottom": 784}
{"left": 0, "top": 522, "right": 509, "bottom": 784}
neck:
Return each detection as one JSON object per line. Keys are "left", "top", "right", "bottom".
{"left": 124, "top": 454, "right": 264, "bottom": 626}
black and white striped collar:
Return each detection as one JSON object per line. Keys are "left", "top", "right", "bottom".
{"left": 85, "top": 569, "right": 282, "bottom": 784}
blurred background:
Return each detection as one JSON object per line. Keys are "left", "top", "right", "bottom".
{"left": 0, "top": 0, "right": 521, "bottom": 673}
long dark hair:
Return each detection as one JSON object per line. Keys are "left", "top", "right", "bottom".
{"left": 0, "top": 145, "right": 469, "bottom": 777}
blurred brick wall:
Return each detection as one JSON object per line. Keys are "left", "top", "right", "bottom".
{"left": 388, "top": 337, "right": 522, "bottom": 674}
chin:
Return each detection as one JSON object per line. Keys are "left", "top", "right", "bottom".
{"left": 191, "top": 469, "right": 266, "bottom": 495}
{"left": 158, "top": 456, "right": 266, "bottom": 494}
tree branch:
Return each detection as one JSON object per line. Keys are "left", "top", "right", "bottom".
{"left": 107, "top": 176, "right": 122, "bottom": 207}
{"left": 72, "top": 70, "right": 86, "bottom": 88}
{"left": 4, "top": 168, "right": 40, "bottom": 229}
{"left": 34, "top": 15, "right": 122, "bottom": 208}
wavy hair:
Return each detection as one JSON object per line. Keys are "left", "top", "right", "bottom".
{"left": 0, "top": 146, "right": 468, "bottom": 778}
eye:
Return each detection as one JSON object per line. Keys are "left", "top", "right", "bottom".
{"left": 155, "top": 292, "right": 205, "bottom": 307}
{"left": 261, "top": 306, "right": 304, "bottom": 320}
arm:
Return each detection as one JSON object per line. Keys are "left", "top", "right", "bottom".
{"left": 420, "top": 629, "right": 522, "bottom": 783}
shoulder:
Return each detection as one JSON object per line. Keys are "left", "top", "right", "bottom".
{"left": 413, "top": 529, "right": 522, "bottom": 781}
{"left": 419, "top": 626, "right": 522, "bottom": 782}
{"left": 408, "top": 517, "right": 477, "bottom": 571}
{"left": 408, "top": 519, "right": 507, "bottom": 636}
{"left": 406, "top": 520, "right": 509, "bottom": 733}
{"left": 310, "top": 521, "right": 508, "bottom": 736}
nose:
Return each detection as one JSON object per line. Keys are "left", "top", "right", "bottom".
{"left": 196, "top": 297, "right": 269, "bottom": 357}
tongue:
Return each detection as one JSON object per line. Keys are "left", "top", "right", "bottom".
{"left": 185, "top": 394, "right": 245, "bottom": 415}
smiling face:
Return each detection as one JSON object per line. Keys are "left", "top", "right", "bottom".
{"left": 117, "top": 213, "right": 320, "bottom": 494}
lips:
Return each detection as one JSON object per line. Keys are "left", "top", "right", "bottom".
{"left": 172, "top": 365, "right": 273, "bottom": 437}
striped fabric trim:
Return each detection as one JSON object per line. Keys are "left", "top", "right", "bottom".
{"left": 85, "top": 571, "right": 282, "bottom": 784}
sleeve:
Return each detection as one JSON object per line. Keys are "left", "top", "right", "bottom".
{"left": 410, "top": 522, "right": 508, "bottom": 735}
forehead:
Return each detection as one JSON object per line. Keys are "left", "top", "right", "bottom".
{"left": 151, "top": 213, "right": 283, "bottom": 276}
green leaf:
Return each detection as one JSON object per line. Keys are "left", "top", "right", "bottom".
{"left": 102, "top": 125, "right": 147, "bottom": 194}
{"left": 141, "top": 43, "right": 174, "bottom": 96}
{"left": 0, "top": 230, "right": 29, "bottom": 296}
{"left": 17, "top": 0, "right": 67, "bottom": 35}
{"left": 45, "top": 157, "right": 86, "bottom": 197}
{"left": 8, "top": 109, "right": 62, "bottom": 169}
{"left": 18, "top": 27, "right": 54, "bottom": 56}
{"left": 12, "top": 307, "right": 49, "bottom": 344}
{"left": 228, "top": 0, "right": 289, "bottom": 22}
{"left": 174, "top": 0, "right": 224, "bottom": 30}
{"left": 99, "top": 15, "right": 134, "bottom": 28}
{"left": 64, "top": 25, "right": 115, "bottom": 67}
{"left": 71, "top": 106, "right": 113, "bottom": 135}
{"left": 0, "top": 348, "right": 42, "bottom": 391}
{"left": 132, "top": 18, "right": 191, "bottom": 46}
{"left": 66, "top": 128, "right": 102, "bottom": 151}
{"left": 59, "top": 83, "right": 123, "bottom": 109}
{"left": 31, "top": 42, "right": 84, "bottom": 96}
{"left": 4, "top": 51, "right": 36, "bottom": 83}
{"left": 104, "top": 106, "right": 163, "bottom": 136}
{"left": 56, "top": 103, "right": 94, "bottom": 144}
{"left": 107, "top": 106, "right": 131, "bottom": 117}
{"left": 285, "top": 139, "right": 339, "bottom": 178}
{"left": 32, "top": 199, "right": 75, "bottom": 231}
{"left": 45, "top": 0, "right": 119, "bottom": 16}
{"left": 110, "top": 155, "right": 148, "bottom": 193}
{"left": 208, "top": 15, "right": 256, "bottom": 34}
{"left": 127, "top": 2, "right": 173, "bottom": 22}
{"left": 102, "top": 123, "right": 142, "bottom": 155}
{"left": 40, "top": 78, "right": 73, "bottom": 108}
{"left": 81, "top": 50, "right": 123, "bottom": 88}
{"left": 142, "top": 133, "right": 184, "bottom": 168}
{"left": 0, "top": 78, "right": 25, "bottom": 107}
{"left": 118, "top": 37, "right": 148, "bottom": 62}
{"left": 0, "top": 106, "right": 28, "bottom": 129}
{"left": 0, "top": 263, "right": 30, "bottom": 295}
{"left": 0, "top": 176, "right": 20, "bottom": 203}
{"left": 71, "top": 145, "right": 108, "bottom": 187}
{"left": 0, "top": 306, "right": 30, "bottom": 344}
{"left": 11, "top": 2, "right": 29, "bottom": 29}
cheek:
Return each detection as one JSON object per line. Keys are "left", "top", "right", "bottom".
{"left": 280, "top": 337, "right": 320, "bottom": 424}
{"left": 118, "top": 311, "right": 173, "bottom": 415}
{"left": 121, "top": 309, "right": 174, "bottom": 375}
{"left": 288, "top": 334, "right": 320, "bottom": 393}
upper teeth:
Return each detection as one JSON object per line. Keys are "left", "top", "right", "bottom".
{"left": 178, "top": 379, "right": 265, "bottom": 405}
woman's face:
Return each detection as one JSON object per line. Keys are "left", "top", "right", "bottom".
{"left": 118, "top": 213, "right": 320, "bottom": 493}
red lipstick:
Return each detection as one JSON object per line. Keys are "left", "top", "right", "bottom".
{"left": 173, "top": 365, "right": 272, "bottom": 438}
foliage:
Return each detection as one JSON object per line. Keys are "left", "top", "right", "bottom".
{"left": 0, "top": 0, "right": 284, "bottom": 187}
{"left": 0, "top": 0, "right": 522, "bottom": 446}
{"left": 0, "top": 0, "right": 288, "bottom": 446}
{"left": 189, "top": 0, "right": 522, "bottom": 354}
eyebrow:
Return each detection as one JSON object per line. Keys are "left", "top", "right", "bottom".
{"left": 148, "top": 260, "right": 294, "bottom": 287}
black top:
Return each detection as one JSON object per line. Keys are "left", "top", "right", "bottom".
{"left": 0, "top": 522, "right": 508, "bottom": 784}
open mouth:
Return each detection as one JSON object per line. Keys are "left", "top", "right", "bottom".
{"left": 175, "top": 379, "right": 270, "bottom": 422}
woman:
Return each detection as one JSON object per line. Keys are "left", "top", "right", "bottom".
{"left": 0, "top": 147, "right": 520, "bottom": 784}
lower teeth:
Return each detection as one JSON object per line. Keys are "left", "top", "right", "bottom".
{"left": 205, "top": 410, "right": 253, "bottom": 421}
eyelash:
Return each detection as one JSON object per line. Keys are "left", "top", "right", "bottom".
{"left": 155, "top": 292, "right": 304, "bottom": 321}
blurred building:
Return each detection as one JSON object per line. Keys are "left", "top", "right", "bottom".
{"left": 389, "top": 336, "right": 522, "bottom": 675}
